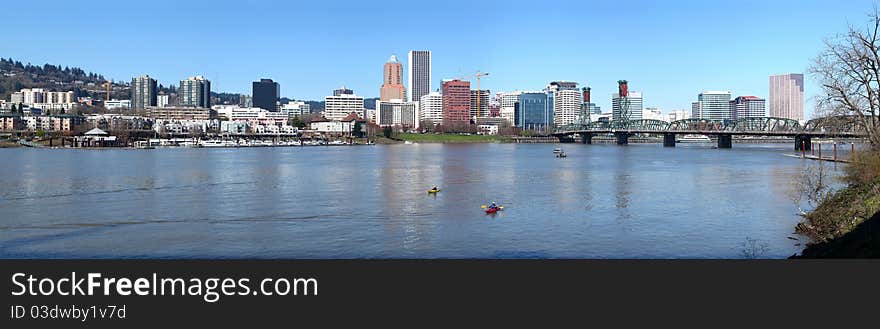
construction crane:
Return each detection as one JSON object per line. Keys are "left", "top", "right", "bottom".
{"left": 459, "top": 70, "right": 490, "bottom": 119}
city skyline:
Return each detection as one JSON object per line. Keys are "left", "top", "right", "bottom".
{"left": 4, "top": 0, "right": 877, "bottom": 118}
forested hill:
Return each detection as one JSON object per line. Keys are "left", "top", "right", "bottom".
{"left": 0, "top": 58, "right": 109, "bottom": 100}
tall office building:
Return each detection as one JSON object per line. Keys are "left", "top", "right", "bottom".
{"left": 252, "top": 78, "right": 280, "bottom": 111}
{"left": 419, "top": 91, "right": 443, "bottom": 126}
{"left": 324, "top": 93, "right": 365, "bottom": 121}
{"left": 407, "top": 50, "right": 431, "bottom": 103}
{"left": 178, "top": 75, "right": 211, "bottom": 108}
{"left": 691, "top": 91, "right": 732, "bottom": 120}
{"left": 441, "top": 79, "right": 471, "bottom": 126}
{"left": 730, "top": 96, "right": 766, "bottom": 119}
{"left": 470, "top": 89, "right": 490, "bottom": 118}
{"left": 546, "top": 81, "right": 580, "bottom": 126}
{"left": 769, "top": 74, "right": 804, "bottom": 121}
{"left": 380, "top": 55, "right": 406, "bottom": 102}
{"left": 516, "top": 91, "right": 552, "bottom": 131}
{"left": 131, "top": 75, "right": 157, "bottom": 109}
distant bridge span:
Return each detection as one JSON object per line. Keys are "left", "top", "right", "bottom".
{"left": 551, "top": 116, "right": 869, "bottom": 149}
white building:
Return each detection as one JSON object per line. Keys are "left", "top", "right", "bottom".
{"left": 281, "top": 101, "right": 310, "bottom": 117}
{"left": 731, "top": 96, "right": 766, "bottom": 119}
{"left": 157, "top": 94, "right": 170, "bottom": 108}
{"left": 642, "top": 107, "right": 666, "bottom": 121}
{"left": 667, "top": 110, "right": 691, "bottom": 122}
{"left": 552, "top": 89, "right": 583, "bottom": 126}
{"left": 377, "top": 99, "right": 419, "bottom": 130}
{"left": 419, "top": 91, "right": 443, "bottom": 126}
{"left": 497, "top": 91, "right": 522, "bottom": 126}
{"left": 692, "top": 91, "right": 732, "bottom": 121}
{"left": 104, "top": 99, "right": 132, "bottom": 110}
{"left": 213, "top": 105, "right": 288, "bottom": 126}
{"left": 611, "top": 91, "right": 643, "bottom": 121}
{"left": 324, "top": 94, "right": 364, "bottom": 121}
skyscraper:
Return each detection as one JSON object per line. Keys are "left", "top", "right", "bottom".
{"left": 178, "top": 75, "right": 211, "bottom": 108}
{"left": 253, "top": 78, "right": 280, "bottom": 111}
{"left": 407, "top": 50, "right": 431, "bottom": 103}
{"left": 441, "top": 79, "right": 471, "bottom": 126}
{"left": 769, "top": 74, "right": 804, "bottom": 121}
{"left": 333, "top": 87, "right": 354, "bottom": 96}
{"left": 380, "top": 55, "right": 406, "bottom": 102}
{"left": 546, "top": 81, "right": 580, "bottom": 126}
{"left": 730, "top": 96, "right": 766, "bottom": 119}
{"left": 131, "top": 75, "right": 157, "bottom": 109}
{"left": 691, "top": 91, "right": 732, "bottom": 120}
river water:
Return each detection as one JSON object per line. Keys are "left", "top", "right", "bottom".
{"left": 0, "top": 143, "right": 825, "bottom": 258}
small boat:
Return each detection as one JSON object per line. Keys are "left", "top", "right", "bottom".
{"left": 553, "top": 148, "right": 563, "bottom": 154}
{"left": 676, "top": 134, "right": 711, "bottom": 143}
{"left": 556, "top": 152, "right": 567, "bottom": 158}
{"left": 485, "top": 207, "right": 503, "bottom": 214}
{"left": 427, "top": 189, "right": 441, "bottom": 193}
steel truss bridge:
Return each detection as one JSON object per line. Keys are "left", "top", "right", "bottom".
{"left": 552, "top": 116, "right": 869, "bottom": 149}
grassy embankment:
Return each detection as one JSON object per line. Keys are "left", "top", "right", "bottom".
{"left": 395, "top": 133, "right": 511, "bottom": 143}
{"left": 794, "top": 151, "right": 880, "bottom": 257}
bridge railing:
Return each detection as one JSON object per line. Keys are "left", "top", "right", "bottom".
{"left": 554, "top": 115, "right": 866, "bottom": 135}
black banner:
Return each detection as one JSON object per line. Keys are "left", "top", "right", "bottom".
{"left": 2, "top": 260, "right": 878, "bottom": 327}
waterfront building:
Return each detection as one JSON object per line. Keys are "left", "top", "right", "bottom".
{"left": 516, "top": 91, "right": 552, "bottom": 131}
{"left": 252, "top": 78, "right": 279, "bottom": 111}
{"left": 380, "top": 55, "right": 407, "bottom": 102}
{"left": 545, "top": 81, "right": 580, "bottom": 126}
{"left": 730, "top": 96, "right": 766, "bottom": 119}
{"left": 179, "top": 76, "right": 211, "bottom": 108}
{"left": 407, "top": 50, "right": 431, "bottom": 102}
{"left": 85, "top": 114, "right": 154, "bottom": 131}
{"left": 146, "top": 107, "right": 216, "bottom": 121}
{"left": 281, "top": 101, "right": 310, "bottom": 117}
{"left": 308, "top": 114, "right": 366, "bottom": 135}
{"left": 104, "top": 99, "right": 132, "bottom": 110}
{"left": 131, "top": 75, "right": 157, "bottom": 109}
{"left": 22, "top": 114, "right": 85, "bottom": 132}
{"left": 419, "top": 91, "right": 443, "bottom": 126}
{"left": 377, "top": 99, "right": 419, "bottom": 130}
{"left": 324, "top": 93, "right": 365, "bottom": 121}
{"left": 470, "top": 89, "right": 490, "bottom": 118}
{"left": 769, "top": 73, "right": 804, "bottom": 121}
{"left": 0, "top": 113, "right": 24, "bottom": 131}
{"left": 691, "top": 91, "right": 732, "bottom": 121}
{"left": 441, "top": 79, "right": 471, "bottom": 126}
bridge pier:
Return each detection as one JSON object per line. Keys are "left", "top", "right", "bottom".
{"left": 794, "top": 135, "right": 812, "bottom": 151}
{"left": 615, "top": 132, "right": 629, "bottom": 145}
{"left": 580, "top": 133, "right": 593, "bottom": 144}
{"left": 717, "top": 134, "right": 732, "bottom": 149}
{"left": 663, "top": 133, "right": 676, "bottom": 147}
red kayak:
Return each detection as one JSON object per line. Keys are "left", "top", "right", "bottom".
{"left": 485, "top": 207, "right": 500, "bottom": 214}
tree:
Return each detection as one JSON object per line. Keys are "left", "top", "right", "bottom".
{"left": 383, "top": 126, "right": 393, "bottom": 139}
{"left": 810, "top": 9, "right": 880, "bottom": 150}
{"left": 352, "top": 121, "right": 364, "bottom": 138}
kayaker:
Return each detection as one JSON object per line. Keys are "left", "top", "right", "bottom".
{"left": 489, "top": 202, "right": 498, "bottom": 209}
{"left": 432, "top": 185, "right": 438, "bottom": 191}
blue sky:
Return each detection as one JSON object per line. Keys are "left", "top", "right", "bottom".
{"left": 2, "top": 0, "right": 877, "bottom": 117}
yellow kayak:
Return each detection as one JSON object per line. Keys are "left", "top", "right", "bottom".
{"left": 427, "top": 189, "right": 441, "bottom": 193}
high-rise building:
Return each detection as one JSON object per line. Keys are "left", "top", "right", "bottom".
{"left": 252, "top": 78, "right": 279, "bottom": 111}
{"left": 377, "top": 99, "right": 419, "bottom": 129}
{"left": 667, "top": 109, "right": 691, "bottom": 122}
{"left": 730, "top": 96, "right": 766, "bottom": 119}
{"left": 333, "top": 87, "right": 354, "bottom": 96}
{"left": 131, "top": 75, "right": 157, "bottom": 109}
{"left": 380, "top": 55, "right": 407, "bottom": 102}
{"left": 179, "top": 75, "right": 211, "bottom": 108}
{"left": 157, "top": 94, "right": 170, "bottom": 108}
{"left": 691, "top": 91, "right": 732, "bottom": 120}
{"left": 545, "top": 81, "right": 580, "bottom": 126}
{"left": 470, "top": 89, "right": 490, "bottom": 118}
{"left": 769, "top": 74, "right": 804, "bottom": 121}
{"left": 516, "top": 91, "right": 552, "bottom": 131}
{"left": 419, "top": 91, "right": 443, "bottom": 126}
{"left": 407, "top": 50, "right": 431, "bottom": 103}
{"left": 441, "top": 79, "right": 471, "bottom": 126}
{"left": 324, "top": 93, "right": 364, "bottom": 121}
{"left": 612, "top": 81, "right": 643, "bottom": 121}
{"left": 498, "top": 91, "right": 522, "bottom": 126}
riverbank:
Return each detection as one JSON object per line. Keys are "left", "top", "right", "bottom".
{"left": 793, "top": 150, "right": 880, "bottom": 257}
